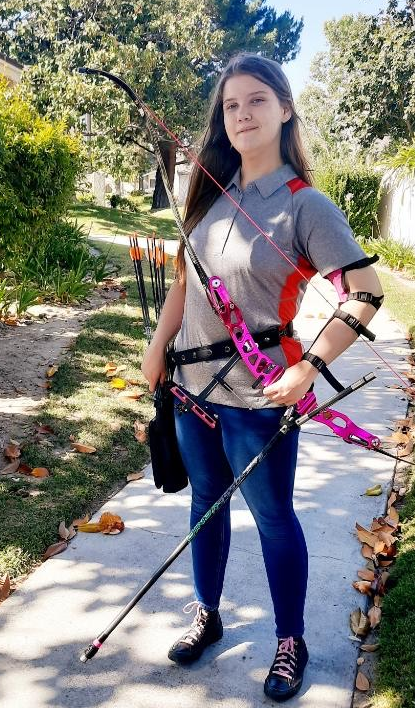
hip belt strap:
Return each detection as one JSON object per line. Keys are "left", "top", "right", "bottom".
{"left": 169, "top": 322, "right": 294, "bottom": 366}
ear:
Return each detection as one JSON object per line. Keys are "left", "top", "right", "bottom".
{"left": 282, "top": 106, "right": 292, "bottom": 123}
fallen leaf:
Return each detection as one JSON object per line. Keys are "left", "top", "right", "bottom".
{"left": 58, "top": 521, "right": 70, "bottom": 540}
{"left": 350, "top": 608, "right": 370, "bottom": 637}
{"left": 0, "top": 460, "right": 21, "bottom": 476}
{"left": 357, "top": 569, "right": 375, "bottom": 582}
{"left": 76, "top": 522, "right": 102, "bottom": 533}
{"left": 374, "top": 540, "right": 386, "bottom": 555}
{"left": 31, "top": 467, "right": 49, "bottom": 478}
{"left": 71, "top": 442, "right": 97, "bottom": 454}
{"left": 110, "top": 378, "right": 127, "bottom": 390}
{"left": 4, "top": 442, "right": 21, "bottom": 460}
{"left": 378, "top": 531, "right": 395, "bottom": 548}
{"left": 67, "top": 524, "right": 77, "bottom": 540}
{"left": 361, "top": 643, "right": 379, "bottom": 652}
{"left": 34, "top": 424, "right": 54, "bottom": 435}
{"left": 384, "top": 431, "right": 410, "bottom": 444}
{"left": 398, "top": 487, "right": 406, "bottom": 497}
{"left": 134, "top": 420, "right": 147, "bottom": 443}
{"left": 0, "top": 573, "right": 11, "bottom": 601}
{"left": 361, "top": 544, "right": 374, "bottom": 559}
{"left": 127, "top": 471, "right": 145, "bottom": 481}
{"left": 4, "top": 316, "right": 18, "bottom": 326}
{"left": 104, "top": 362, "right": 117, "bottom": 373}
{"left": 370, "top": 519, "right": 383, "bottom": 532}
{"left": 379, "top": 559, "right": 394, "bottom": 567}
{"left": 127, "top": 379, "right": 142, "bottom": 386}
{"left": 356, "top": 523, "right": 378, "bottom": 548}
{"left": 374, "top": 595, "right": 383, "bottom": 607}
{"left": 399, "top": 439, "right": 414, "bottom": 457}
{"left": 46, "top": 365, "right": 58, "bottom": 378}
{"left": 42, "top": 541, "right": 68, "bottom": 560}
{"left": 353, "top": 580, "right": 372, "bottom": 595}
{"left": 119, "top": 390, "right": 145, "bottom": 401}
{"left": 357, "top": 657, "right": 365, "bottom": 666}
{"left": 368, "top": 605, "right": 382, "bottom": 628}
{"left": 356, "top": 672, "right": 370, "bottom": 691}
{"left": 363, "top": 484, "right": 382, "bottom": 496}
{"left": 78, "top": 512, "right": 124, "bottom": 534}
{"left": 385, "top": 510, "right": 399, "bottom": 525}
{"left": 38, "top": 381, "right": 51, "bottom": 389}
{"left": 72, "top": 513, "right": 90, "bottom": 527}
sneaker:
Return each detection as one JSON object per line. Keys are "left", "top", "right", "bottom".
{"left": 264, "top": 636, "right": 309, "bottom": 702}
{"left": 168, "top": 601, "right": 223, "bottom": 664}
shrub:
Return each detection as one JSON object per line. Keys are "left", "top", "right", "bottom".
{"left": 314, "top": 164, "right": 382, "bottom": 240}
{"left": 0, "top": 78, "right": 84, "bottom": 270}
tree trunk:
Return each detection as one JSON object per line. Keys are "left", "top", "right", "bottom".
{"left": 151, "top": 139, "right": 176, "bottom": 210}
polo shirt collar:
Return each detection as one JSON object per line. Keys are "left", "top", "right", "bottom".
{"left": 225, "top": 163, "right": 298, "bottom": 198}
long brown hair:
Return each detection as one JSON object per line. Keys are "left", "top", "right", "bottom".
{"left": 176, "top": 52, "right": 313, "bottom": 283}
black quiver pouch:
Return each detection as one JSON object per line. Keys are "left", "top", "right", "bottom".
{"left": 148, "top": 362, "right": 188, "bottom": 493}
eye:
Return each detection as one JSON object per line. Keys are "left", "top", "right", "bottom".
{"left": 224, "top": 103, "right": 237, "bottom": 111}
{"left": 251, "top": 97, "right": 265, "bottom": 105}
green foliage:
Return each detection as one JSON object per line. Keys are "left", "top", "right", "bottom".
{"left": 299, "top": 5, "right": 415, "bottom": 162}
{"left": 0, "top": 79, "right": 83, "bottom": 270}
{"left": 0, "top": 0, "right": 303, "bottom": 182}
{"left": 109, "top": 194, "right": 139, "bottom": 212}
{"left": 314, "top": 165, "right": 382, "bottom": 240}
{"left": 361, "top": 237, "right": 415, "bottom": 276}
{"left": 378, "top": 137, "right": 415, "bottom": 185}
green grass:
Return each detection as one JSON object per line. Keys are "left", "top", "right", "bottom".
{"left": 377, "top": 269, "right": 415, "bottom": 340}
{"left": 68, "top": 201, "right": 180, "bottom": 239}
{"left": 0, "top": 241, "right": 175, "bottom": 580}
{"left": 369, "top": 268, "right": 415, "bottom": 707}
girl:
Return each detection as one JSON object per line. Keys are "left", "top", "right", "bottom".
{"left": 142, "top": 53, "right": 383, "bottom": 702}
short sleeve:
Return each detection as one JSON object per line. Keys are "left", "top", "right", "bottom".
{"left": 294, "top": 187, "right": 367, "bottom": 276}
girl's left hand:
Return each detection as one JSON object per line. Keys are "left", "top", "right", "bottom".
{"left": 262, "top": 361, "right": 318, "bottom": 406}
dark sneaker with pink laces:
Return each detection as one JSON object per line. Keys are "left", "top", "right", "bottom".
{"left": 168, "top": 602, "right": 223, "bottom": 664}
{"left": 264, "top": 636, "right": 309, "bottom": 702}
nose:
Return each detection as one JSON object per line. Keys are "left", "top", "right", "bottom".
{"left": 237, "top": 106, "right": 252, "bottom": 122}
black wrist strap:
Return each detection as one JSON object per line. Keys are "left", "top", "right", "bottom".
{"left": 301, "top": 352, "right": 345, "bottom": 393}
{"left": 301, "top": 352, "right": 326, "bottom": 371}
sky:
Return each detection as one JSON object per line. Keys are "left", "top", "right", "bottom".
{"left": 273, "top": 0, "right": 388, "bottom": 99}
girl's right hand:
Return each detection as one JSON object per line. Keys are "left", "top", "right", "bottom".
{"left": 141, "top": 343, "right": 167, "bottom": 393}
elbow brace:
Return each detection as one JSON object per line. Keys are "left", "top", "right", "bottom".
{"left": 325, "top": 255, "right": 384, "bottom": 310}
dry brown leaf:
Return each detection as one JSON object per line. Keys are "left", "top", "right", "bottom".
{"left": 356, "top": 672, "right": 370, "bottom": 691}
{"left": 350, "top": 608, "right": 370, "bottom": 637}
{"left": 46, "top": 365, "right": 58, "bottom": 378}
{"left": 361, "top": 643, "right": 379, "bottom": 652}
{"left": 379, "top": 559, "right": 393, "bottom": 567}
{"left": 126, "top": 471, "right": 145, "bottom": 482}
{"left": 127, "top": 379, "right": 142, "bottom": 386}
{"left": 0, "top": 460, "right": 20, "bottom": 476}
{"left": 374, "top": 595, "right": 383, "bottom": 607}
{"left": 67, "top": 524, "right": 77, "bottom": 540}
{"left": 34, "top": 424, "right": 54, "bottom": 435}
{"left": 0, "top": 573, "right": 11, "bottom": 601}
{"left": 353, "top": 580, "right": 372, "bottom": 595}
{"left": 119, "top": 390, "right": 145, "bottom": 401}
{"left": 385, "top": 510, "right": 399, "bottom": 525}
{"left": 104, "top": 361, "right": 117, "bottom": 373}
{"left": 18, "top": 462, "right": 33, "bottom": 475}
{"left": 357, "top": 657, "right": 365, "bottom": 666}
{"left": 356, "top": 523, "right": 378, "bottom": 548}
{"left": 368, "top": 605, "right": 382, "bottom": 628}
{"left": 71, "top": 442, "right": 97, "bottom": 454}
{"left": 357, "top": 569, "right": 375, "bottom": 582}
{"left": 361, "top": 544, "right": 374, "bottom": 560}
{"left": 72, "top": 513, "right": 90, "bottom": 527}
{"left": 58, "top": 521, "right": 70, "bottom": 540}
{"left": 134, "top": 420, "right": 147, "bottom": 443}
{"left": 405, "top": 371, "right": 415, "bottom": 382}
{"left": 386, "top": 431, "right": 410, "bottom": 444}
{"left": 378, "top": 531, "right": 395, "bottom": 548}
{"left": 399, "top": 439, "right": 414, "bottom": 457}
{"left": 42, "top": 541, "right": 68, "bottom": 560}
{"left": 31, "top": 467, "right": 49, "bottom": 478}
{"left": 4, "top": 442, "right": 21, "bottom": 460}
{"left": 370, "top": 519, "right": 383, "bottom": 532}
{"left": 78, "top": 512, "right": 124, "bottom": 534}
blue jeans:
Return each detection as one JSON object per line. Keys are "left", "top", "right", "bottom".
{"left": 175, "top": 403, "right": 308, "bottom": 638}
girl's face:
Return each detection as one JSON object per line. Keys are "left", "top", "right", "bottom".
{"left": 222, "top": 73, "right": 291, "bottom": 159}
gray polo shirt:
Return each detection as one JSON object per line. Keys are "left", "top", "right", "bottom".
{"left": 174, "top": 163, "right": 366, "bottom": 409}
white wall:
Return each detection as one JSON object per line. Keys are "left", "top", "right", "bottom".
{"left": 379, "top": 176, "right": 415, "bottom": 246}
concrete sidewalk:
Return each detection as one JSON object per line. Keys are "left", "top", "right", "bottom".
{"left": 0, "top": 270, "right": 409, "bottom": 708}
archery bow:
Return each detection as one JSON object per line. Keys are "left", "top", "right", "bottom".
{"left": 78, "top": 67, "right": 412, "bottom": 464}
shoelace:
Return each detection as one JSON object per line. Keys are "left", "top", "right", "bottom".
{"left": 270, "top": 636, "right": 297, "bottom": 681}
{"left": 180, "top": 601, "right": 210, "bottom": 646}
